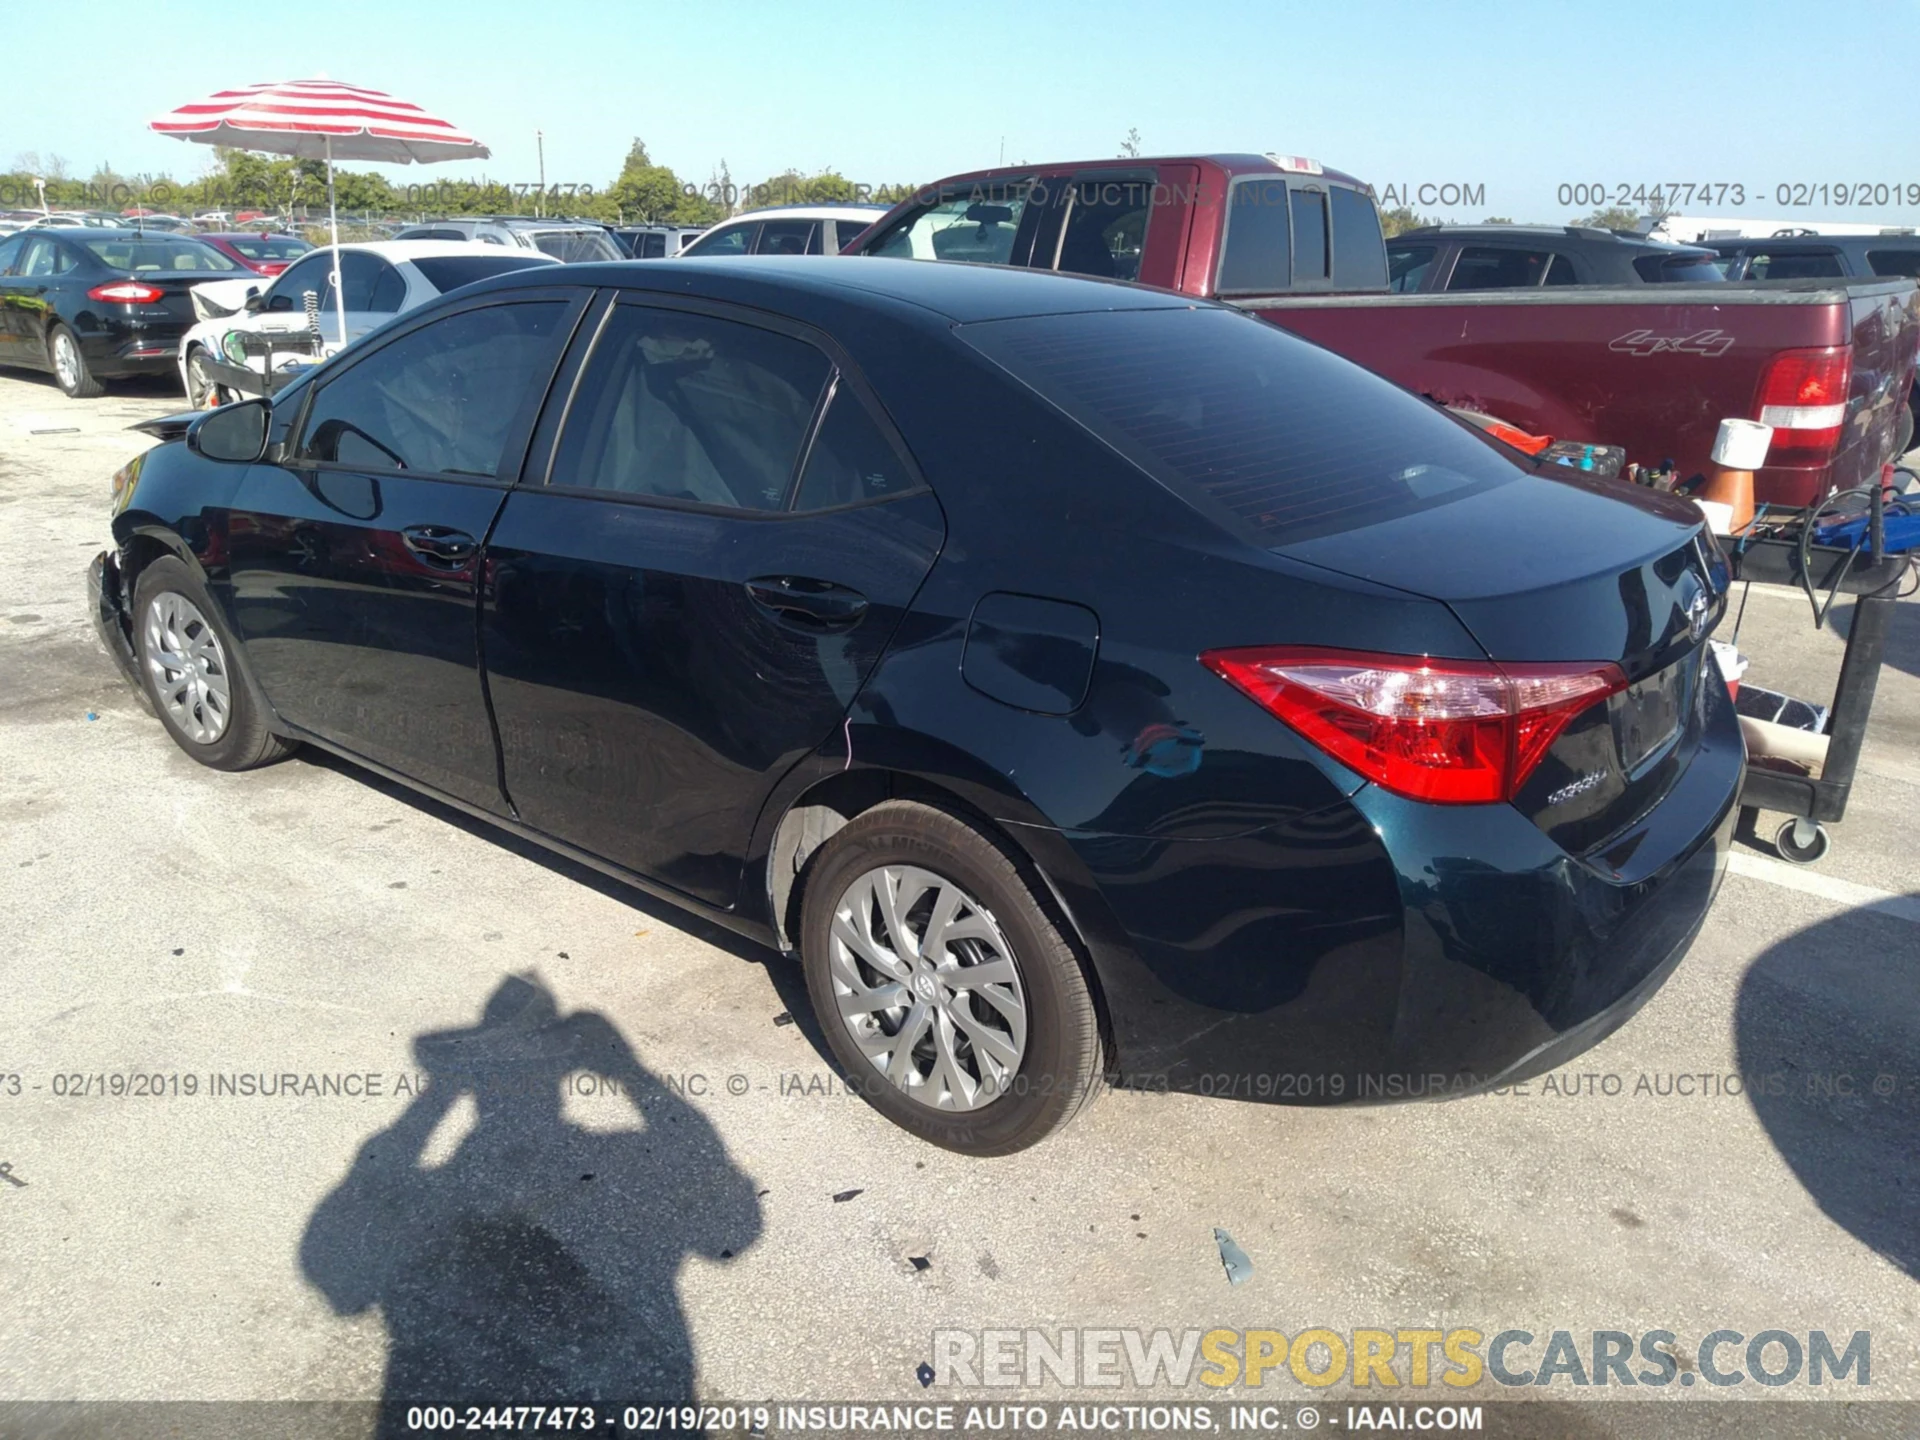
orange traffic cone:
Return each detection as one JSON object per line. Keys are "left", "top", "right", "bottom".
{"left": 1698, "top": 419, "right": 1769, "bottom": 533}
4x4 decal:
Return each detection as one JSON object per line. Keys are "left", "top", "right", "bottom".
{"left": 1608, "top": 328, "right": 1736, "bottom": 357}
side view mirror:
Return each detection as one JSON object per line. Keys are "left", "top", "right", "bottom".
{"left": 188, "top": 398, "right": 270, "bottom": 464}
{"left": 242, "top": 287, "right": 263, "bottom": 314}
{"left": 266, "top": 293, "right": 293, "bottom": 312}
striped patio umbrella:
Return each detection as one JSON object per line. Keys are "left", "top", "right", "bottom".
{"left": 150, "top": 79, "right": 490, "bottom": 344}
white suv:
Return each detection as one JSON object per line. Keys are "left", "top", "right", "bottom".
{"left": 677, "top": 205, "right": 886, "bottom": 258}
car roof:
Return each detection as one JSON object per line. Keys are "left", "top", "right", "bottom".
{"left": 1394, "top": 224, "right": 1715, "bottom": 257}
{"left": 717, "top": 205, "right": 891, "bottom": 223}
{"left": 463, "top": 253, "right": 1207, "bottom": 324}
{"left": 200, "top": 230, "right": 308, "bottom": 241}
{"left": 300, "top": 239, "right": 565, "bottom": 263}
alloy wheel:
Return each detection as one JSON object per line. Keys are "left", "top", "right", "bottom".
{"left": 52, "top": 332, "right": 80, "bottom": 390}
{"left": 827, "top": 864, "right": 1028, "bottom": 1111}
{"left": 143, "top": 591, "right": 232, "bottom": 744}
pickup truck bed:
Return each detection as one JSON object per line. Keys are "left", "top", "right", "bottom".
{"left": 1246, "top": 278, "right": 1918, "bottom": 509}
{"left": 846, "top": 154, "right": 1919, "bottom": 508}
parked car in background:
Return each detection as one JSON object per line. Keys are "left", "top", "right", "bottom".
{"left": 1707, "top": 233, "right": 1920, "bottom": 281}
{"left": 0, "top": 227, "right": 243, "bottom": 396}
{"left": 175, "top": 240, "right": 560, "bottom": 405}
{"left": 389, "top": 216, "right": 624, "bottom": 262}
{"left": 611, "top": 223, "right": 707, "bottom": 258}
{"left": 678, "top": 205, "right": 884, "bottom": 257}
{"left": 195, "top": 232, "right": 314, "bottom": 278}
{"left": 844, "top": 154, "right": 1920, "bottom": 507}
{"left": 1386, "top": 224, "right": 1725, "bottom": 292}
{"left": 92, "top": 257, "right": 1743, "bottom": 1153}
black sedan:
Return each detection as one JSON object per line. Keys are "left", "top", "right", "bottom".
{"left": 0, "top": 227, "right": 245, "bottom": 396}
{"left": 90, "top": 257, "right": 1742, "bottom": 1153}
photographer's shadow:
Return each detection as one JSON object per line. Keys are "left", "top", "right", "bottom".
{"left": 301, "top": 976, "right": 760, "bottom": 1431}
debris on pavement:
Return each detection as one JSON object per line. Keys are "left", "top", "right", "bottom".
{"left": 916, "top": 1362, "right": 935, "bottom": 1388}
{"left": 773, "top": 1011, "right": 795, "bottom": 1027}
{"left": 1214, "top": 1227, "right": 1253, "bottom": 1285}
{"left": 909, "top": 1255, "right": 931, "bottom": 1271}
{"left": 832, "top": 1188, "right": 864, "bottom": 1203}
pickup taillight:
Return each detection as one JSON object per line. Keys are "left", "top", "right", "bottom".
{"left": 1754, "top": 346, "right": 1850, "bottom": 467}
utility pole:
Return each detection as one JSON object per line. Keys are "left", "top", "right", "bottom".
{"left": 536, "top": 130, "right": 546, "bottom": 217}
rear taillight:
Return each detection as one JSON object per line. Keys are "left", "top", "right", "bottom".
{"left": 1202, "top": 646, "right": 1627, "bottom": 805}
{"left": 87, "top": 281, "right": 166, "bottom": 304}
{"left": 1754, "top": 346, "right": 1851, "bottom": 466}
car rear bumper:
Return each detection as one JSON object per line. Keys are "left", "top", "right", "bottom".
{"left": 78, "top": 316, "right": 190, "bottom": 377}
{"left": 1081, "top": 668, "right": 1744, "bottom": 1100}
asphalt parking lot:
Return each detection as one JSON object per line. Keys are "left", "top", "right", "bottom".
{"left": 1, "top": 371, "right": 1916, "bottom": 1430}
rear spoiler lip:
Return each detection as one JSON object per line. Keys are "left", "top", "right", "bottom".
{"left": 130, "top": 411, "right": 201, "bottom": 443}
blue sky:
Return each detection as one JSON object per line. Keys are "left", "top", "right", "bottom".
{"left": 7, "top": 0, "right": 1920, "bottom": 224}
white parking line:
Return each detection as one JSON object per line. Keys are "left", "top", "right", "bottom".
{"left": 1727, "top": 850, "right": 1920, "bottom": 924}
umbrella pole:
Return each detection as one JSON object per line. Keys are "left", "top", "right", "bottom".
{"left": 326, "top": 135, "right": 346, "bottom": 349}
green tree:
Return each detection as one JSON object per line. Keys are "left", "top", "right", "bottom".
{"left": 607, "top": 138, "right": 721, "bottom": 225}
{"left": 1379, "top": 205, "right": 1435, "bottom": 238}
{"left": 747, "top": 168, "right": 858, "bottom": 209}
{"left": 1483, "top": 215, "right": 1514, "bottom": 224}
{"left": 1119, "top": 127, "right": 1142, "bottom": 159}
{"left": 1577, "top": 206, "right": 1640, "bottom": 232}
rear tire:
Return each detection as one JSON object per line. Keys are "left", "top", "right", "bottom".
{"left": 132, "top": 555, "right": 293, "bottom": 771}
{"left": 48, "top": 324, "right": 104, "bottom": 398}
{"left": 798, "top": 800, "right": 1104, "bottom": 1154}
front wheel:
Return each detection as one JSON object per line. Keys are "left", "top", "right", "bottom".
{"left": 1774, "top": 817, "right": 1831, "bottom": 865}
{"left": 798, "top": 801, "right": 1104, "bottom": 1154}
{"left": 132, "top": 555, "right": 294, "bottom": 771}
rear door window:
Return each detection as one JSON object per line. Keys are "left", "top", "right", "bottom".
{"left": 1216, "top": 178, "right": 1291, "bottom": 294}
{"left": 834, "top": 218, "right": 874, "bottom": 251}
{"left": 548, "top": 305, "right": 832, "bottom": 511}
{"left": 755, "top": 220, "right": 821, "bottom": 256}
{"left": 1447, "top": 246, "right": 1557, "bottom": 289}
{"left": 1052, "top": 173, "right": 1154, "bottom": 281}
{"left": 337, "top": 252, "right": 406, "bottom": 313}
{"left": 792, "top": 383, "right": 919, "bottom": 510}
{"left": 1544, "top": 254, "right": 1578, "bottom": 285}
{"left": 298, "top": 301, "right": 570, "bottom": 478}
{"left": 1746, "top": 250, "right": 1844, "bottom": 280}
{"left": 1388, "top": 244, "right": 1438, "bottom": 292}
{"left": 1867, "top": 249, "right": 1920, "bottom": 277}
{"left": 682, "top": 222, "right": 757, "bottom": 257}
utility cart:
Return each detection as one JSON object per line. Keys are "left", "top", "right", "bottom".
{"left": 1726, "top": 528, "right": 1912, "bottom": 863}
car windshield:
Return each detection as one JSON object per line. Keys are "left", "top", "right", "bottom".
{"left": 226, "top": 236, "right": 312, "bottom": 261}
{"left": 867, "top": 183, "right": 1033, "bottom": 264}
{"left": 80, "top": 237, "right": 240, "bottom": 273}
{"left": 411, "top": 254, "right": 559, "bottom": 292}
{"left": 959, "top": 305, "right": 1520, "bottom": 545}
{"left": 529, "top": 229, "right": 622, "bottom": 263}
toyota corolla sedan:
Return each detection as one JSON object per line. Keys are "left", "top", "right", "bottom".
{"left": 89, "top": 258, "right": 1742, "bottom": 1154}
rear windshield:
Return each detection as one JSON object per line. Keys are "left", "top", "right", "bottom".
{"left": 529, "top": 229, "right": 621, "bottom": 263}
{"left": 411, "top": 254, "right": 559, "bottom": 293}
{"left": 958, "top": 306, "right": 1520, "bottom": 544}
{"left": 225, "top": 235, "right": 312, "bottom": 261}
{"left": 80, "top": 237, "right": 239, "bottom": 272}
{"left": 1633, "top": 253, "right": 1725, "bottom": 283}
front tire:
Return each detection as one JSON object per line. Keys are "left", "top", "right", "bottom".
{"left": 184, "top": 346, "right": 225, "bottom": 408}
{"left": 132, "top": 555, "right": 293, "bottom": 771}
{"left": 798, "top": 800, "right": 1104, "bottom": 1154}
{"left": 48, "top": 324, "right": 104, "bottom": 398}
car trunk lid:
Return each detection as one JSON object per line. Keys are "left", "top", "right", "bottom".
{"left": 1276, "top": 469, "right": 1728, "bottom": 854}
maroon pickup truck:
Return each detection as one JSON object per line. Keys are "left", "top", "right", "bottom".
{"left": 843, "top": 154, "right": 1919, "bottom": 508}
